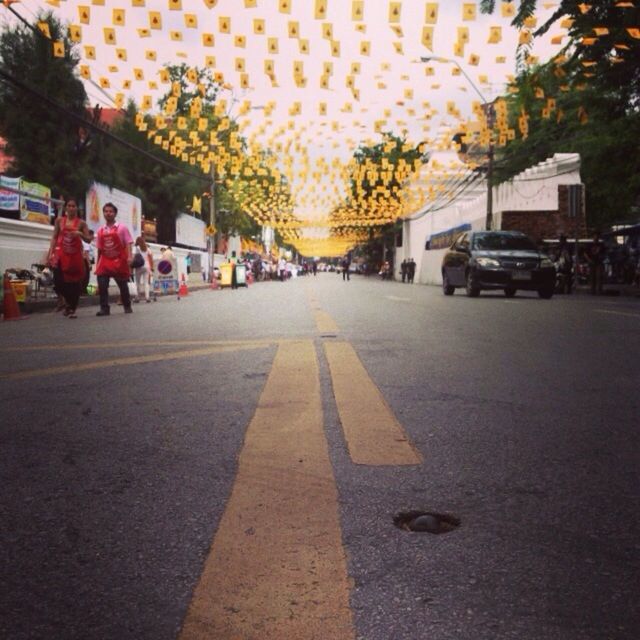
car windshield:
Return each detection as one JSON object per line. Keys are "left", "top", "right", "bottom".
{"left": 473, "top": 233, "right": 537, "bottom": 251}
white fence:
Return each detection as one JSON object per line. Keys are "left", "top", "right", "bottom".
{"left": 0, "top": 216, "right": 225, "bottom": 283}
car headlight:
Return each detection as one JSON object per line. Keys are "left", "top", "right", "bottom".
{"left": 475, "top": 257, "right": 501, "bottom": 268}
{"left": 540, "top": 258, "right": 554, "bottom": 268}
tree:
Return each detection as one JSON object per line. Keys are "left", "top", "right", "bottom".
{"left": 329, "top": 133, "right": 429, "bottom": 263}
{"left": 109, "top": 100, "right": 206, "bottom": 238}
{"left": 0, "top": 12, "right": 115, "bottom": 199}
{"left": 479, "top": 1, "right": 640, "bottom": 226}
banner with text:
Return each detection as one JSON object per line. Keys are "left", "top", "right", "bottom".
{"left": 176, "top": 213, "right": 207, "bottom": 250}
{"left": 86, "top": 182, "right": 141, "bottom": 240}
{"left": 0, "top": 176, "right": 20, "bottom": 211}
{"left": 19, "top": 179, "right": 51, "bottom": 224}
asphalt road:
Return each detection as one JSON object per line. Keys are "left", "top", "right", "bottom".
{"left": 1, "top": 274, "right": 639, "bottom": 640}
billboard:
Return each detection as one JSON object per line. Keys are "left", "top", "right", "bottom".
{"left": 19, "top": 179, "right": 51, "bottom": 224}
{"left": 176, "top": 213, "right": 206, "bottom": 250}
{"left": 86, "top": 182, "right": 141, "bottom": 240}
{"left": 0, "top": 176, "right": 20, "bottom": 211}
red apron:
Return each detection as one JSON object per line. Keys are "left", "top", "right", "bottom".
{"left": 96, "top": 224, "right": 130, "bottom": 279}
{"left": 56, "top": 217, "right": 85, "bottom": 283}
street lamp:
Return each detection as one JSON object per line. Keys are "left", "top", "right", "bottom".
{"left": 420, "top": 56, "right": 495, "bottom": 231}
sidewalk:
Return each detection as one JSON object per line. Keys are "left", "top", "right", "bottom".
{"left": 19, "top": 282, "right": 213, "bottom": 315}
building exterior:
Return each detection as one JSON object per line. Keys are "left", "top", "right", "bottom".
{"left": 397, "top": 153, "right": 586, "bottom": 285}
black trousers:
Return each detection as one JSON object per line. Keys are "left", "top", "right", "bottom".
{"left": 98, "top": 275, "right": 131, "bottom": 310}
{"left": 62, "top": 281, "right": 82, "bottom": 311}
{"left": 53, "top": 267, "right": 65, "bottom": 297}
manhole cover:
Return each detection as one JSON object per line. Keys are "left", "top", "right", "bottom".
{"left": 321, "top": 334, "right": 337, "bottom": 338}
{"left": 394, "top": 510, "right": 460, "bottom": 534}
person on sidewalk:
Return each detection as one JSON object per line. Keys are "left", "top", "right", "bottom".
{"left": 132, "top": 235, "right": 154, "bottom": 303}
{"left": 95, "top": 202, "right": 134, "bottom": 316}
{"left": 407, "top": 258, "right": 416, "bottom": 284}
{"left": 46, "top": 198, "right": 93, "bottom": 319}
{"left": 341, "top": 255, "right": 351, "bottom": 281}
{"left": 400, "top": 259, "right": 407, "bottom": 283}
{"left": 556, "top": 235, "right": 573, "bottom": 294}
{"left": 586, "top": 231, "right": 605, "bottom": 295}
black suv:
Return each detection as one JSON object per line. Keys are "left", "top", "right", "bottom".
{"left": 441, "top": 230, "right": 556, "bottom": 298}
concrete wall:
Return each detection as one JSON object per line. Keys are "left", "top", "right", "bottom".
{"left": 397, "top": 153, "right": 583, "bottom": 286}
{"left": 0, "top": 217, "right": 223, "bottom": 283}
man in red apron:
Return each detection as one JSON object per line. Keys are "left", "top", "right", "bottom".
{"left": 95, "top": 202, "right": 134, "bottom": 316}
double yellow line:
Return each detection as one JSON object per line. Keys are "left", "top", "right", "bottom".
{"left": 180, "top": 298, "right": 421, "bottom": 639}
{"left": 4, "top": 301, "right": 421, "bottom": 639}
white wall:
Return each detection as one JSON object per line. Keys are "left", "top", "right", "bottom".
{"left": 0, "top": 218, "right": 224, "bottom": 284}
{"left": 398, "top": 153, "right": 582, "bottom": 286}
{"left": 0, "top": 217, "right": 52, "bottom": 273}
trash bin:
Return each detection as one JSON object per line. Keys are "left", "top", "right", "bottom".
{"left": 219, "top": 263, "right": 233, "bottom": 288}
{"left": 235, "top": 263, "right": 247, "bottom": 287}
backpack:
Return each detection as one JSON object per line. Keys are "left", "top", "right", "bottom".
{"left": 131, "top": 251, "right": 145, "bottom": 269}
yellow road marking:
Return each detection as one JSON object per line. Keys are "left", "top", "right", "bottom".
{"left": 324, "top": 341, "right": 422, "bottom": 466}
{"left": 179, "top": 341, "right": 354, "bottom": 640}
{"left": 314, "top": 309, "right": 339, "bottom": 333}
{"left": 596, "top": 309, "right": 640, "bottom": 318}
{"left": 1, "top": 343, "right": 270, "bottom": 381}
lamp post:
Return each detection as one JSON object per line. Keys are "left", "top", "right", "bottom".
{"left": 420, "top": 56, "right": 495, "bottom": 230}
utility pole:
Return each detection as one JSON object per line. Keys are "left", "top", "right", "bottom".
{"left": 420, "top": 56, "right": 495, "bottom": 231}
{"left": 209, "top": 163, "right": 216, "bottom": 282}
{"left": 485, "top": 104, "right": 495, "bottom": 231}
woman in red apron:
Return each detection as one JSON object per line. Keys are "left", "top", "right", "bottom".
{"left": 95, "top": 202, "right": 134, "bottom": 316}
{"left": 47, "top": 199, "right": 93, "bottom": 318}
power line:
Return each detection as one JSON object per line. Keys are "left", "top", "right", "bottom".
{"left": 0, "top": 67, "right": 209, "bottom": 183}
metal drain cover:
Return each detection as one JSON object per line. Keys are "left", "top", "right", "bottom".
{"left": 394, "top": 510, "right": 460, "bottom": 534}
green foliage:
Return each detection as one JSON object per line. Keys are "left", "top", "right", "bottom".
{"left": 109, "top": 101, "right": 205, "bottom": 227}
{"left": 156, "top": 63, "right": 221, "bottom": 116}
{"left": 496, "top": 68, "right": 640, "bottom": 227}
{"left": 351, "top": 132, "right": 427, "bottom": 201}
{"left": 0, "top": 12, "right": 115, "bottom": 199}
{"left": 480, "top": 1, "right": 640, "bottom": 227}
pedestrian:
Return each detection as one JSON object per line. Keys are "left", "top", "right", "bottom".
{"left": 278, "top": 256, "right": 287, "bottom": 282}
{"left": 95, "top": 202, "right": 134, "bottom": 316}
{"left": 557, "top": 235, "right": 573, "bottom": 294}
{"left": 400, "top": 259, "right": 407, "bottom": 283}
{"left": 312, "top": 260, "right": 318, "bottom": 276}
{"left": 407, "top": 258, "right": 416, "bottom": 284}
{"left": 132, "top": 235, "right": 154, "bottom": 303}
{"left": 586, "top": 231, "right": 605, "bottom": 295}
{"left": 81, "top": 238, "right": 93, "bottom": 295}
{"left": 185, "top": 253, "right": 192, "bottom": 275}
{"left": 46, "top": 198, "right": 94, "bottom": 318}
{"left": 229, "top": 251, "right": 238, "bottom": 289}
{"left": 342, "top": 255, "right": 351, "bottom": 281}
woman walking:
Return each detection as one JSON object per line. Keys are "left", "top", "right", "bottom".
{"left": 132, "top": 236, "right": 154, "bottom": 303}
{"left": 47, "top": 198, "right": 93, "bottom": 318}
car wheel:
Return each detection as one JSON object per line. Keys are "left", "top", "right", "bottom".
{"left": 442, "top": 272, "right": 455, "bottom": 296}
{"left": 504, "top": 287, "right": 517, "bottom": 298}
{"left": 465, "top": 270, "right": 480, "bottom": 297}
{"left": 538, "top": 287, "right": 554, "bottom": 299}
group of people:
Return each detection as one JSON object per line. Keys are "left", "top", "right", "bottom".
{"left": 400, "top": 258, "right": 416, "bottom": 283}
{"left": 553, "top": 232, "right": 609, "bottom": 296}
{"left": 47, "top": 199, "right": 153, "bottom": 318}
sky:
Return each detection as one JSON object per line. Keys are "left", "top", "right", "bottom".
{"left": 1, "top": 1, "right": 568, "bottom": 230}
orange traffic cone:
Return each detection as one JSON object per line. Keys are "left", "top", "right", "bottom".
{"left": 178, "top": 273, "right": 189, "bottom": 297}
{"left": 3, "top": 273, "right": 25, "bottom": 321}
